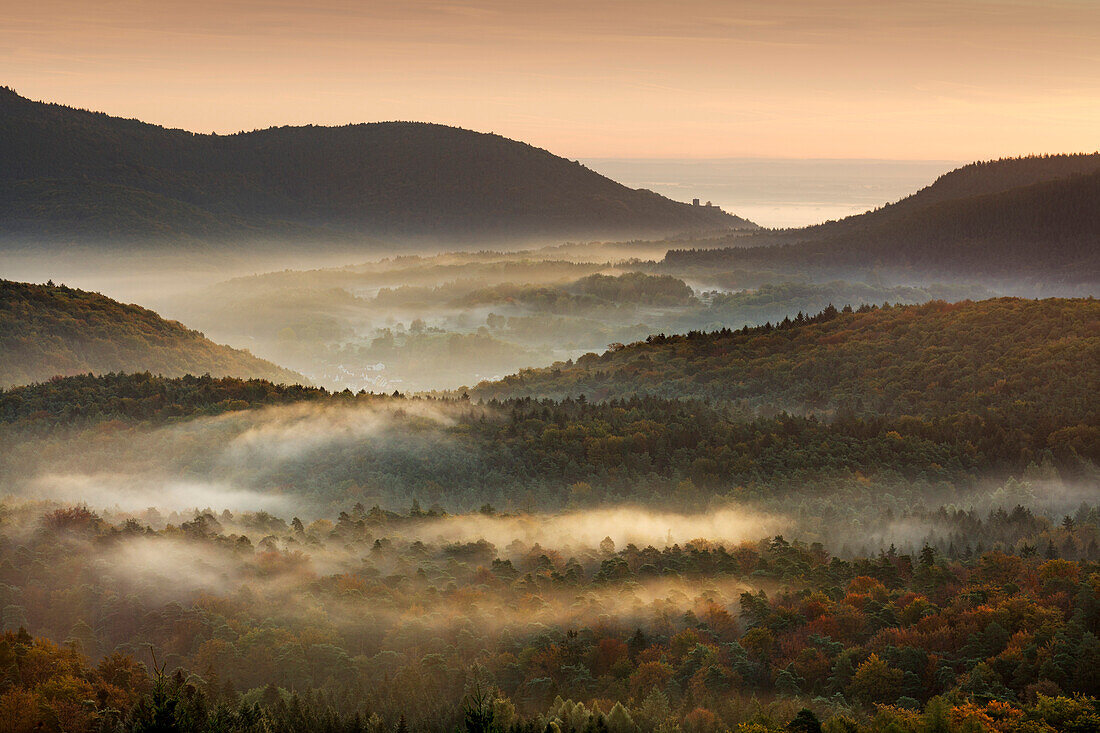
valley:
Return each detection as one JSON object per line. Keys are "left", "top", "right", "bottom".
{"left": 0, "top": 81, "right": 1098, "bottom": 732}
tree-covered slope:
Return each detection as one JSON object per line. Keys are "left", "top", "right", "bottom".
{"left": 892, "top": 153, "right": 1100, "bottom": 207}
{"left": 0, "top": 280, "right": 306, "bottom": 387}
{"left": 810, "top": 153, "right": 1100, "bottom": 229}
{"left": 2, "top": 374, "right": 1089, "bottom": 509}
{"left": 0, "top": 87, "right": 752, "bottom": 244}
{"left": 0, "top": 372, "right": 326, "bottom": 429}
{"left": 666, "top": 155, "right": 1100, "bottom": 283}
{"left": 472, "top": 298, "right": 1099, "bottom": 447}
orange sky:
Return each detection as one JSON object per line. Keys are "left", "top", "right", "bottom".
{"left": 5, "top": 0, "right": 1099, "bottom": 158}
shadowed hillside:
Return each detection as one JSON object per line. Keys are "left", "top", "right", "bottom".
{"left": 472, "top": 298, "right": 1099, "bottom": 443}
{"left": 0, "top": 280, "right": 306, "bottom": 386}
{"left": 0, "top": 87, "right": 753, "bottom": 246}
{"left": 664, "top": 155, "right": 1100, "bottom": 285}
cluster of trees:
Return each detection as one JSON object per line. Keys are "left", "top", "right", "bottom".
{"left": 689, "top": 281, "right": 989, "bottom": 332}
{"left": 8, "top": 374, "right": 1088, "bottom": 515}
{"left": 0, "top": 372, "right": 327, "bottom": 431}
{"left": 913, "top": 502, "right": 1100, "bottom": 564}
{"left": 4, "top": 371, "right": 1096, "bottom": 520}
{"left": 0, "top": 280, "right": 303, "bottom": 387}
{"left": 3, "top": 501, "right": 1100, "bottom": 731}
{"left": 456, "top": 284, "right": 611, "bottom": 315}
{"left": 569, "top": 273, "right": 695, "bottom": 307}
{"left": 455, "top": 272, "right": 695, "bottom": 315}
{"left": 473, "top": 298, "right": 1100, "bottom": 469}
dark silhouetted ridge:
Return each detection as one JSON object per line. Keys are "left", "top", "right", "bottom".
{"left": 664, "top": 156, "right": 1100, "bottom": 283}
{"left": 0, "top": 87, "right": 754, "bottom": 246}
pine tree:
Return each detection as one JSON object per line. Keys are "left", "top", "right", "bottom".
{"left": 788, "top": 708, "right": 823, "bottom": 733}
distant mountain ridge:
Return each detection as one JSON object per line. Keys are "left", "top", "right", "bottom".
{"left": 893, "top": 153, "right": 1100, "bottom": 207}
{"left": 0, "top": 279, "right": 305, "bottom": 387}
{"left": 0, "top": 87, "right": 753, "bottom": 246}
{"left": 810, "top": 153, "right": 1100, "bottom": 232}
{"left": 665, "top": 154, "right": 1100, "bottom": 284}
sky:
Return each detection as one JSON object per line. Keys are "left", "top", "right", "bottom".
{"left": 4, "top": 0, "right": 1099, "bottom": 159}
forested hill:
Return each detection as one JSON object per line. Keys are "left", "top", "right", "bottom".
{"left": 741, "top": 154, "right": 1100, "bottom": 242}
{"left": 472, "top": 297, "right": 1099, "bottom": 430}
{"left": 0, "top": 372, "right": 327, "bottom": 430}
{"left": 0, "top": 280, "right": 306, "bottom": 387}
{"left": 665, "top": 155, "right": 1100, "bottom": 283}
{"left": 2, "top": 372, "right": 1092, "bottom": 502}
{"left": 0, "top": 87, "right": 752, "bottom": 245}
{"left": 892, "top": 153, "right": 1100, "bottom": 208}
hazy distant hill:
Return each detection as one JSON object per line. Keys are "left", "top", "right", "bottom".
{"left": 472, "top": 298, "right": 1100, "bottom": 437}
{"left": 826, "top": 153, "right": 1100, "bottom": 224}
{"left": 758, "top": 153, "right": 1100, "bottom": 239}
{"left": 666, "top": 155, "right": 1100, "bottom": 283}
{"left": 0, "top": 280, "right": 305, "bottom": 387}
{"left": 0, "top": 87, "right": 752, "bottom": 246}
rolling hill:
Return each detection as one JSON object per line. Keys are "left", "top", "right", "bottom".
{"left": 4, "top": 298, "right": 1097, "bottom": 501}
{"left": 471, "top": 298, "right": 1100, "bottom": 455}
{"left": 665, "top": 155, "right": 1100, "bottom": 284}
{"left": 0, "top": 87, "right": 752, "bottom": 246}
{"left": 794, "top": 153, "right": 1100, "bottom": 233}
{"left": 0, "top": 279, "right": 306, "bottom": 387}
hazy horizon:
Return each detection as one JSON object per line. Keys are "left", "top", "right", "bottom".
{"left": 6, "top": 0, "right": 1099, "bottom": 159}
{"left": 583, "top": 157, "right": 963, "bottom": 228}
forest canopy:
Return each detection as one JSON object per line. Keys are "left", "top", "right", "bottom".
{"left": 472, "top": 298, "right": 1099, "bottom": 444}
{"left": 2, "top": 500, "right": 1100, "bottom": 732}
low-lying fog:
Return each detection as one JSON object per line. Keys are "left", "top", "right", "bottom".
{"left": 0, "top": 232, "right": 1023, "bottom": 393}
{"left": 4, "top": 396, "right": 1093, "bottom": 560}
{"left": 4, "top": 399, "right": 471, "bottom": 515}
